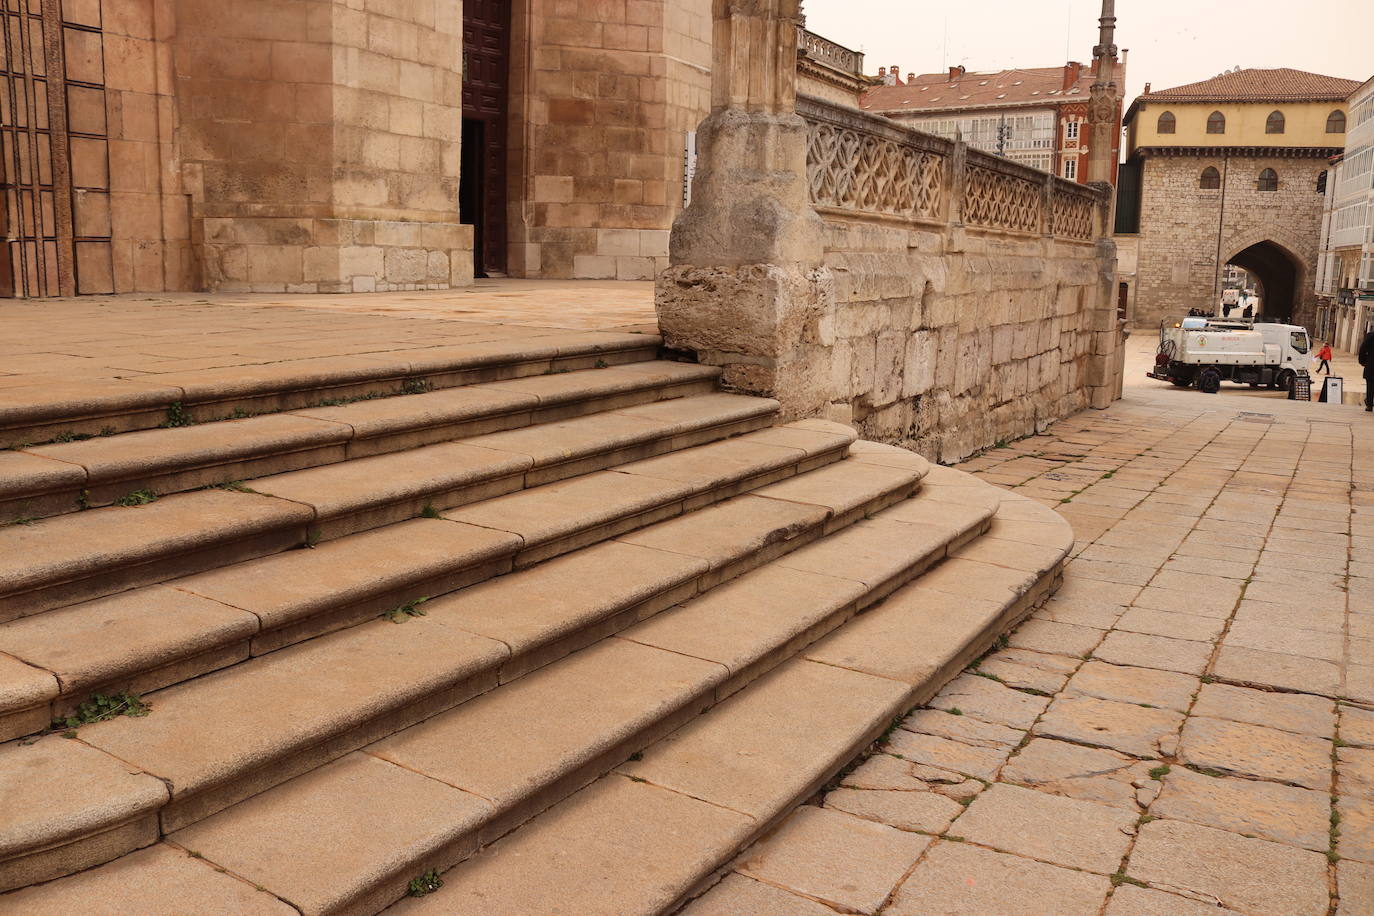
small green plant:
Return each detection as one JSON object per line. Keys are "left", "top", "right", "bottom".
{"left": 187, "top": 850, "right": 203, "bottom": 859}
{"left": 210, "top": 480, "right": 253, "bottom": 493}
{"left": 594, "top": 358, "right": 609, "bottom": 369}
{"left": 407, "top": 870, "right": 443, "bottom": 897}
{"left": 1200, "top": 674, "right": 1216, "bottom": 684}
{"left": 164, "top": 401, "right": 193, "bottom": 428}
{"left": 305, "top": 527, "right": 321, "bottom": 548}
{"left": 401, "top": 378, "right": 431, "bottom": 396}
{"left": 115, "top": 489, "right": 158, "bottom": 507}
{"left": 383, "top": 597, "right": 429, "bottom": 623}
{"left": 1148, "top": 764, "right": 1171, "bottom": 780}
{"left": 5, "top": 515, "right": 37, "bottom": 527}
{"left": 52, "top": 693, "right": 150, "bottom": 730}
{"left": 76, "top": 489, "right": 90, "bottom": 510}
{"left": 419, "top": 504, "right": 442, "bottom": 519}
{"left": 625, "top": 774, "right": 648, "bottom": 783}
{"left": 52, "top": 430, "right": 94, "bottom": 443}
{"left": 948, "top": 707, "right": 964, "bottom": 716}
{"left": 1100, "top": 471, "right": 1115, "bottom": 479}
{"left": 628, "top": 751, "right": 643, "bottom": 762}
{"left": 1138, "top": 814, "right": 1157, "bottom": 825}
{"left": 100, "top": 426, "right": 117, "bottom": 437}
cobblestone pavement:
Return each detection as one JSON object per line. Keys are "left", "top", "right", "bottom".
{"left": 687, "top": 387, "right": 1374, "bottom": 916}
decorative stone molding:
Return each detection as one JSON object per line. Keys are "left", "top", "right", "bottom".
{"left": 962, "top": 163, "right": 1043, "bottom": 235}
{"left": 799, "top": 98, "right": 947, "bottom": 223}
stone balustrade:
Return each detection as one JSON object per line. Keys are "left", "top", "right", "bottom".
{"left": 798, "top": 96, "right": 1104, "bottom": 242}
{"left": 796, "top": 28, "right": 864, "bottom": 77}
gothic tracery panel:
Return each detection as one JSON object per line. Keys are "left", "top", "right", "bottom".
{"left": 962, "top": 164, "right": 1042, "bottom": 234}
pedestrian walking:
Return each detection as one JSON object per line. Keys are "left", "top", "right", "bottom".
{"left": 1316, "top": 341, "right": 1333, "bottom": 374}
{"left": 1361, "top": 329, "right": 1374, "bottom": 412}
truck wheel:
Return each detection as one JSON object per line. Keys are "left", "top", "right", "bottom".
{"left": 1198, "top": 368, "right": 1222, "bottom": 394}
{"left": 1274, "top": 369, "right": 1295, "bottom": 392}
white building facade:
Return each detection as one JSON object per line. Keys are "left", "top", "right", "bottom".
{"left": 1316, "top": 75, "right": 1374, "bottom": 351}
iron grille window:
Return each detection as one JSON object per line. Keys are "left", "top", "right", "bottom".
{"left": 1200, "top": 167, "right": 1221, "bottom": 189}
{"left": 1257, "top": 168, "right": 1278, "bottom": 192}
{"left": 1207, "top": 111, "right": 1226, "bottom": 134}
{"left": 1157, "top": 111, "right": 1175, "bottom": 134}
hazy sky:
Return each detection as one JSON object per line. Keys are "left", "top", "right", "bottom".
{"left": 805, "top": 0, "right": 1374, "bottom": 106}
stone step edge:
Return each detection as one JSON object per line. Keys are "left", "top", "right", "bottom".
{"left": 0, "top": 331, "right": 664, "bottom": 449}
{"left": 0, "top": 396, "right": 785, "bottom": 622}
{"left": 413, "top": 490, "right": 1072, "bottom": 916}
{"left": 0, "top": 451, "right": 994, "bottom": 910}
{"left": 0, "top": 444, "right": 933, "bottom": 893}
{"left": 1, "top": 361, "right": 720, "bottom": 523}
{"left": 0, "top": 423, "right": 868, "bottom": 737}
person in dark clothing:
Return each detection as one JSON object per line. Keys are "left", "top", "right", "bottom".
{"left": 1361, "top": 329, "right": 1374, "bottom": 412}
{"left": 1242, "top": 304, "right": 1254, "bottom": 318}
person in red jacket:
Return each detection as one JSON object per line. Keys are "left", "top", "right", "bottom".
{"left": 1316, "top": 341, "right": 1333, "bottom": 374}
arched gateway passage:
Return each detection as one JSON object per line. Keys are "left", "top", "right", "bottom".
{"left": 1225, "top": 240, "right": 1303, "bottom": 323}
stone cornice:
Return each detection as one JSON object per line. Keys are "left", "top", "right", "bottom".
{"left": 1135, "top": 145, "right": 1343, "bottom": 159}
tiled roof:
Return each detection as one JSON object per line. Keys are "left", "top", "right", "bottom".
{"left": 1139, "top": 68, "right": 1361, "bottom": 103}
{"left": 861, "top": 64, "right": 1096, "bottom": 114}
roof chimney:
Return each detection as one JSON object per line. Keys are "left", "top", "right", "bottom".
{"left": 907, "top": 72, "right": 915, "bottom": 83}
{"left": 1063, "top": 61, "right": 1082, "bottom": 90}
{"left": 1142, "top": 81, "right": 1151, "bottom": 95}
{"left": 890, "top": 64, "right": 902, "bottom": 85}
{"left": 877, "top": 66, "right": 886, "bottom": 78}
{"left": 948, "top": 65, "right": 964, "bottom": 80}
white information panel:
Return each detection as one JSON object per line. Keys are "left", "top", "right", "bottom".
{"left": 1324, "top": 376, "right": 1344, "bottom": 406}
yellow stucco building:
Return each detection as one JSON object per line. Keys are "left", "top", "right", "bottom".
{"left": 1116, "top": 68, "right": 1358, "bottom": 327}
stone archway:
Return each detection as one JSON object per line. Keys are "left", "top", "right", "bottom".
{"left": 1223, "top": 239, "right": 1305, "bottom": 323}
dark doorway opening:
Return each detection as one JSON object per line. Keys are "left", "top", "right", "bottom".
{"left": 1226, "top": 241, "right": 1301, "bottom": 323}
{"left": 461, "top": 0, "right": 511, "bottom": 278}
{"left": 1117, "top": 282, "right": 1129, "bottom": 322}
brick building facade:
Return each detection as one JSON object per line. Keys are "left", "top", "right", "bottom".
{"left": 1116, "top": 68, "right": 1357, "bottom": 328}
{"left": 860, "top": 58, "right": 1125, "bottom": 186}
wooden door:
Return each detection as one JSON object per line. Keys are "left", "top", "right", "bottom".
{"left": 461, "top": 0, "right": 510, "bottom": 277}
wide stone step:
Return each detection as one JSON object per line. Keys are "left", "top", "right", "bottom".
{"left": 0, "top": 361, "right": 718, "bottom": 523}
{"left": 382, "top": 493, "right": 1071, "bottom": 916}
{"left": 250, "top": 392, "right": 781, "bottom": 542}
{"left": 0, "top": 420, "right": 860, "bottom": 740}
{"left": 0, "top": 443, "right": 930, "bottom": 894}
{"left": 0, "top": 329, "right": 662, "bottom": 449}
{"left": 0, "top": 393, "right": 783, "bottom": 623}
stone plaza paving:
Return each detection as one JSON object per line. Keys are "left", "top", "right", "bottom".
{"left": 688, "top": 375, "right": 1374, "bottom": 915}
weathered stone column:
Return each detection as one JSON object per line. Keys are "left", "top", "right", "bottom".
{"left": 656, "top": 0, "right": 836, "bottom": 421}
{"left": 1082, "top": 0, "right": 1127, "bottom": 406}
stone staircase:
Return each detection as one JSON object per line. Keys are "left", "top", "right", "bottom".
{"left": 0, "top": 328, "right": 1072, "bottom": 914}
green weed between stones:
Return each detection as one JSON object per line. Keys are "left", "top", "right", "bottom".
{"left": 163, "top": 402, "right": 193, "bottom": 428}
{"left": 115, "top": 489, "right": 158, "bottom": 507}
{"left": 948, "top": 707, "right": 964, "bottom": 716}
{"left": 383, "top": 597, "right": 430, "bottom": 624}
{"left": 401, "top": 378, "right": 431, "bottom": 396}
{"left": 407, "top": 870, "right": 443, "bottom": 897}
{"left": 594, "top": 358, "right": 609, "bottom": 369}
{"left": 1110, "top": 872, "right": 1146, "bottom": 888}
{"left": 419, "top": 504, "right": 442, "bottom": 519}
{"left": 52, "top": 693, "right": 150, "bottom": 731}
{"left": 1148, "top": 764, "right": 1171, "bottom": 780}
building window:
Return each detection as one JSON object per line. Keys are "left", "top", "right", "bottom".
{"left": 1157, "top": 111, "right": 1176, "bottom": 134}
{"left": 1200, "top": 166, "right": 1221, "bottom": 189}
{"left": 1258, "top": 168, "right": 1278, "bottom": 192}
{"left": 1327, "top": 110, "right": 1347, "bottom": 133}
{"left": 1066, "top": 120, "right": 1079, "bottom": 140}
{"left": 1266, "top": 110, "right": 1285, "bottom": 134}
{"left": 1317, "top": 170, "right": 1328, "bottom": 193}
{"left": 1063, "top": 159, "right": 1077, "bottom": 180}
{"left": 1207, "top": 111, "right": 1226, "bottom": 134}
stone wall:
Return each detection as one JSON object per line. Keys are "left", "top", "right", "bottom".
{"left": 1132, "top": 153, "right": 1327, "bottom": 329}
{"left": 175, "top": 0, "right": 471, "bottom": 293}
{"left": 505, "top": 0, "right": 710, "bottom": 280}
{"left": 660, "top": 94, "right": 1123, "bottom": 464}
